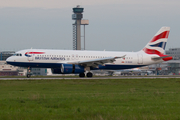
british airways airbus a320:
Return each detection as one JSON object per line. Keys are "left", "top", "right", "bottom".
{"left": 6, "top": 27, "right": 172, "bottom": 78}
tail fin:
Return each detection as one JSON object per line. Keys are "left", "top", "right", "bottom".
{"left": 142, "top": 27, "right": 170, "bottom": 55}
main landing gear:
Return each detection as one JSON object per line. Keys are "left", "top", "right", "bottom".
{"left": 79, "top": 73, "right": 85, "bottom": 77}
{"left": 26, "top": 67, "right": 32, "bottom": 78}
{"left": 79, "top": 72, "right": 93, "bottom": 78}
{"left": 87, "top": 72, "right": 93, "bottom": 77}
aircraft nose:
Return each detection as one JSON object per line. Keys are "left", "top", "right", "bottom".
{"left": 6, "top": 57, "right": 10, "bottom": 63}
{"left": 6, "top": 57, "right": 13, "bottom": 64}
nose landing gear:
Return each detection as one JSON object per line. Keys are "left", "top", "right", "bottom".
{"left": 26, "top": 67, "right": 32, "bottom": 78}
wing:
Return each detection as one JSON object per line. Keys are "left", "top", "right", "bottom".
{"left": 67, "top": 55, "right": 126, "bottom": 68}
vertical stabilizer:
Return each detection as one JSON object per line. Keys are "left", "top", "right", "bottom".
{"left": 142, "top": 27, "right": 170, "bottom": 55}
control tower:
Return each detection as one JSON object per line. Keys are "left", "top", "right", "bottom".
{"left": 72, "top": 5, "right": 84, "bottom": 50}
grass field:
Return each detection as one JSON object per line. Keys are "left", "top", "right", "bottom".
{"left": 0, "top": 78, "right": 180, "bottom": 120}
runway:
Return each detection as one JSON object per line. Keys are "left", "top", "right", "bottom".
{"left": 0, "top": 76, "right": 180, "bottom": 80}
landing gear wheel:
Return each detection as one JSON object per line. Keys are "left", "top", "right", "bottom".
{"left": 79, "top": 73, "right": 85, "bottom": 77}
{"left": 27, "top": 67, "right": 32, "bottom": 78}
{"left": 87, "top": 72, "right": 93, "bottom": 77}
{"left": 27, "top": 74, "right": 31, "bottom": 78}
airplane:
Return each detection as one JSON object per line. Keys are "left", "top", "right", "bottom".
{"left": 6, "top": 27, "right": 172, "bottom": 78}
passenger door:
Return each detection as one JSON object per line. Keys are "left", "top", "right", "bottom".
{"left": 27, "top": 51, "right": 33, "bottom": 61}
{"left": 137, "top": 54, "right": 143, "bottom": 64}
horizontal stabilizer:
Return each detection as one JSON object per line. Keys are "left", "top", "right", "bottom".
{"left": 151, "top": 55, "right": 172, "bottom": 61}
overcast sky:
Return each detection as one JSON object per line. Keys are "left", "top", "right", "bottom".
{"left": 0, "top": 0, "right": 180, "bottom": 52}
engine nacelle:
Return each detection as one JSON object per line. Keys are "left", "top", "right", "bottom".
{"left": 51, "top": 68, "right": 62, "bottom": 74}
{"left": 51, "top": 64, "right": 84, "bottom": 74}
{"left": 61, "top": 64, "right": 85, "bottom": 74}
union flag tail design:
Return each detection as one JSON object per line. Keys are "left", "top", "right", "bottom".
{"left": 143, "top": 27, "right": 170, "bottom": 55}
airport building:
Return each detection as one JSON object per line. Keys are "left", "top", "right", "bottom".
{"left": 0, "top": 51, "right": 18, "bottom": 76}
{"left": 165, "top": 48, "right": 180, "bottom": 60}
{"left": 0, "top": 61, "right": 19, "bottom": 76}
{"left": 165, "top": 48, "right": 180, "bottom": 75}
{"left": 0, "top": 51, "right": 15, "bottom": 61}
{"left": 31, "top": 68, "right": 47, "bottom": 76}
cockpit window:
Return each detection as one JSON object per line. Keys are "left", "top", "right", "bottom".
{"left": 13, "top": 53, "right": 22, "bottom": 56}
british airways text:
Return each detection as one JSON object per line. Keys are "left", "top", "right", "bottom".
{"left": 35, "top": 57, "right": 65, "bottom": 60}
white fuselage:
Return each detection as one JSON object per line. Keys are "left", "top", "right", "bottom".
{"left": 6, "top": 49, "right": 162, "bottom": 70}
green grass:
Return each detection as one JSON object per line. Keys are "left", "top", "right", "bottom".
{"left": 0, "top": 78, "right": 180, "bottom": 120}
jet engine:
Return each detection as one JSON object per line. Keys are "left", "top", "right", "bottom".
{"left": 51, "top": 64, "right": 85, "bottom": 74}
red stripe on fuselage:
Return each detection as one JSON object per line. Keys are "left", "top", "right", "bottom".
{"left": 150, "top": 31, "right": 169, "bottom": 43}
{"left": 25, "top": 52, "right": 45, "bottom": 54}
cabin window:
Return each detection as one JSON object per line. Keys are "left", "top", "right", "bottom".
{"left": 13, "top": 53, "right": 22, "bottom": 56}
